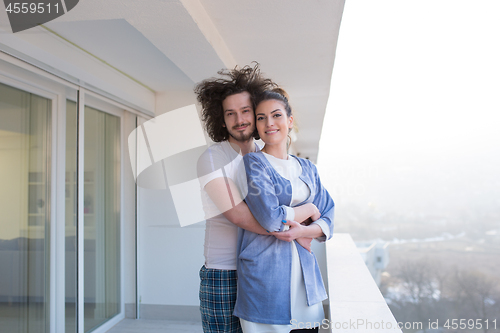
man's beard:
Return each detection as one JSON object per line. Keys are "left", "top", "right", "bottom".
{"left": 228, "top": 130, "right": 253, "bottom": 142}
{"left": 228, "top": 123, "right": 254, "bottom": 142}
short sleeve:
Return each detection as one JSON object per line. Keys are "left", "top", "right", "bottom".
{"left": 197, "top": 145, "right": 234, "bottom": 188}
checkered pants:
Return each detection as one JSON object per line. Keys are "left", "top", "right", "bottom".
{"left": 199, "top": 265, "right": 242, "bottom": 333}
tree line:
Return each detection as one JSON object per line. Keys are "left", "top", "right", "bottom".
{"left": 381, "top": 259, "right": 500, "bottom": 333}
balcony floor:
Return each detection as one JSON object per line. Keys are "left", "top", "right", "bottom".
{"left": 106, "top": 318, "right": 330, "bottom": 333}
{"left": 106, "top": 319, "right": 203, "bottom": 333}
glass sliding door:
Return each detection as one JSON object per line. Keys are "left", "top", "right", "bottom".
{"left": 65, "top": 100, "right": 78, "bottom": 333}
{"left": 0, "top": 59, "right": 125, "bottom": 333}
{"left": 83, "top": 105, "right": 120, "bottom": 332}
{"left": 0, "top": 82, "right": 52, "bottom": 333}
{"left": 66, "top": 98, "right": 122, "bottom": 333}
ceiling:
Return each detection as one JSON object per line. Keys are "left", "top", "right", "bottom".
{"left": 22, "top": 0, "right": 345, "bottom": 161}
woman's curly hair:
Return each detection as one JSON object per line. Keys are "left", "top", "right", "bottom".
{"left": 194, "top": 63, "right": 277, "bottom": 142}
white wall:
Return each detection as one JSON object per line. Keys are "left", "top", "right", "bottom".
{"left": 122, "top": 111, "right": 139, "bottom": 308}
{"left": 138, "top": 89, "right": 206, "bottom": 307}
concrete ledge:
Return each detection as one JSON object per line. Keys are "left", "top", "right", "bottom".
{"left": 325, "top": 234, "right": 400, "bottom": 333}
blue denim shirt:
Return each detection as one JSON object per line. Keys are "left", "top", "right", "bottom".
{"left": 234, "top": 152, "right": 335, "bottom": 325}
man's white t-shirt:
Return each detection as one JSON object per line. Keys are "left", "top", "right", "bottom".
{"left": 197, "top": 141, "right": 256, "bottom": 270}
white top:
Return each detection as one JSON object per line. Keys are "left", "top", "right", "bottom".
{"left": 240, "top": 153, "right": 325, "bottom": 333}
{"left": 198, "top": 141, "right": 256, "bottom": 270}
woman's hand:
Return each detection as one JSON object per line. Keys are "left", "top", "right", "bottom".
{"left": 271, "top": 220, "right": 304, "bottom": 242}
{"left": 271, "top": 221, "right": 313, "bottom": 252}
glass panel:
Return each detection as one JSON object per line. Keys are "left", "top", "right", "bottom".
{"left": 83, "top": 105, "right": 120, "bottom": 332}
{"left": 65, "top": 100, "right": 77, "bottom": 333}
{"left": 0, "top": 82, "right": 51, "bottom": 332}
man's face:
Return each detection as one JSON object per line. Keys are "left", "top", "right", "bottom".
{"left": 222, "top": 92, "right": 255, "bottom": 143}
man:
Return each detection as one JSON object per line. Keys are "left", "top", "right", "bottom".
{"left": 195, "top": 64, "right": 275, "bottom": 333}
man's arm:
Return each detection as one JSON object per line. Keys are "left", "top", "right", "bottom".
{"left": 204, "top": 176, "right": 317, "bottom": 236}
{"left": 204, "top": 177, "right": 269, "bottom": 235}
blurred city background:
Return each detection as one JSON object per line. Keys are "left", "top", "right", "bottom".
{"left": 318, "top": 1, "right": 500, "bottom": 331}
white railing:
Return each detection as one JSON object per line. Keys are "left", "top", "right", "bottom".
{"left": 325, "top": 234, "right": 401, "bottom": 333}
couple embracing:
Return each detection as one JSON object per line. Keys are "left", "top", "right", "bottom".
{"left": 195, "top": 64, "right": 334, "bottom": 333}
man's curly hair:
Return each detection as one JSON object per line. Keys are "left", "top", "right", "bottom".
{"left": 194, "top": 63, "right": 277, "bottom": 142}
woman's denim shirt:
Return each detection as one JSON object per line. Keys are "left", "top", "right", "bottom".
{"left": 234, "top": 152, "right": 335, "bottom": 325}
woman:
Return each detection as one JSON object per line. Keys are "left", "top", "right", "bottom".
{"left": 233, "top": 89, "right": 335, "bottom": 332}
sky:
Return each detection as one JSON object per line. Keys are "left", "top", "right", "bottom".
{"left": 318, "top": 1, "right": 500, "bottom": 217}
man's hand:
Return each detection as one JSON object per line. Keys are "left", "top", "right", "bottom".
{"left": 295, "top": 237, "right": 313, "bottom": 253}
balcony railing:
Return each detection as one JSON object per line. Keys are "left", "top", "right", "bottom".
{"left": 325, "top": 233, "right": 401, "bottom": 333}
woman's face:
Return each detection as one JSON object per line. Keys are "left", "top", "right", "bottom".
{"left": 255, "top": 99, "right": 293, "bottom": 146}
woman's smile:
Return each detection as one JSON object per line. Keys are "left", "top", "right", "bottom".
{"left": 265, "top": 129, "right": 279, "bottom": 134}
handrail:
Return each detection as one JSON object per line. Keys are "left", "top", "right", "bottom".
{"left": 324, "top": 234, "right": 401, "bottom": 333}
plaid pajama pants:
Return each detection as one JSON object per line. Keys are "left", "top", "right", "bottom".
{"left": 199, "top": 265, "right": 242, "bottom": 333}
